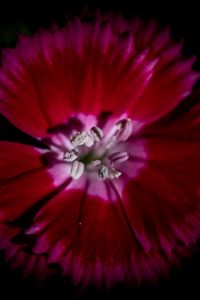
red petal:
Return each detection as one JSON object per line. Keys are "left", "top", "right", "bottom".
{"left": 0, "top": 141, "right": 43, "bottom": 181}
{"left": 129, "top": 60, "right": 198, "bottom": 124}
{"left": 25, "top": 183, "right": 179, "bottom": 287}
{"left": 0, "top": 17, "right": 197, "bottom": 137}
{"left": 0, "top": 167, "right": 54, "bottom": 222}
{"left": 139, "top": 89, "right": 200, "bottom": 139}
{"left": 0, "top": 48, "right": 49, "bottom": 137}
{"left": 0, "top": 142, "right": 56, "bottom": 221}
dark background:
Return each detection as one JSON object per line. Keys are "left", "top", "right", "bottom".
{"left": 0, "top": 0, "right": 200, "bottom": 295}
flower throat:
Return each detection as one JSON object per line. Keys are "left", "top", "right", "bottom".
{"left": 62, "top": 118, "right": 132, "bottom": 180}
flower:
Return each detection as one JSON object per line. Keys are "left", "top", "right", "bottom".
{"left": 0, "top": 13, "right": 200, "bottom": 288}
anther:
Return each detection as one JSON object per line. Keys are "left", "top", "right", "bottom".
{"left": 60, "top": 118, "right": 132, "bottom": 181}
{"left": 108, "top": 168, "right": 122, "bottom": 179}
{"left": 70, "top": 131, "right": 94, "bottom": 147}
{"left": 98, "top": 164, "right": 122, "bottom": 180}
{"left": 105, "top": 118, "right": 133, "bottom": 148}
{"left": 115, "top": 118, "right": 133, "bottom": 142}
{"left": 109, "top": 151, "right": 129, "bottom": 166}
{"left": 63, "top": 149, "right": 78, "bottom": 162}
{"left": 90, "top": 126, "right": 104, "bottom": 142}
{"left": 98, "top": 165, "right": 109, "bottom": 180}
{"left": 70, "top": 160, "right": 85, "bottom": 179}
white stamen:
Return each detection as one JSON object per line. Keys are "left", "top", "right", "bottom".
{"left": 90, "top": 126, "right": 104, "bottom": 142}
{"left": 98, "top": 164, "right": 122, "bottom": 180}
{"left": 58, "top": 118, "right": 132, "bottom": 181}
{"left": 115, "top": 118, "right": 133, "bottom": 142}
{"left": 87, "top": 160, "right": 101, "bottom": 171}
{"left": 104, "top": 118, "right": 133, "bottom": 149}
{"left": 93, "top": 160, "right": 101, "bottom": 166}
{"left": 109, "top": 168, "right": 122, "bottom": 179}
{"left": 70, "top": 160, "right": 85, "bottom": 179}
{"left": 105, "top": 135, "right": 117, "bottom": 149}
{"left": 98, "top": 165, "right": 109, "bottom": 180}
{"left": 63, "top": 149, "right": 78, "bottom": 162}
{"left": 70, "top": 131, "right": 94, "bottom": 147}
{"left": 109, "top": 151, "right": 129, "bottom": 166}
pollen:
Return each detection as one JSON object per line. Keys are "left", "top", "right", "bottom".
{"left": 70, "top": 131, "right": 94, "bottom": 147}
{"left": 98, "top": 165, "right": 109, "bottom": 180}
{"left": 98, "top": 164, "right": 122, "bottom": 180}
{"left": 63, "top": 149, "right": 78, "bottom": 162}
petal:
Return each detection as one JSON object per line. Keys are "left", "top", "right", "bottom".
{"left": 108, "top": 16, "right": 198, "bottom": 124}
{"left": 0, "top": 224, "right": 53, "bottom": 280}
{"left": 0, "top": 16, "right": 197, "bottom": 138}
{"left": 0, "top": 169, "right": 54, "bottom": 223}
{"left": 122, "top": 93, "right": 200, "bottom": 264}
{"left": 0, "top": 22, "right": 82, "bottom": 137}
{"left": 138, "top": 89, "right": 200, "bottom": 139}
{"left": 0, "top": 141, "right": 43, "bottom": 181}
{"left": 129, "top": 58, "right": 198, "bottom": 124}
{"left": 24, "top": 182, "right": 175, "bottom": 287}
{"left": 0, "top": 48, "right": 49, "bottom": 137}
{"left": 0, "top": 142, "right": 59, "bottom": 222}
{"left": 123, "top": 162, "right": 200, "bottom": 254}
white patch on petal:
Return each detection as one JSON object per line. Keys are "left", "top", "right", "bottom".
{"left": 47, "top": 163, "right": 71, "bottom": 186}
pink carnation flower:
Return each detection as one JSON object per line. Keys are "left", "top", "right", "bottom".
{"left": 0, "top": 13, "right": 200, "bottom": 287}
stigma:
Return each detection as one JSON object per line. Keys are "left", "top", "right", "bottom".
{"left": 61, "top": 118, "right": 132, "bottom": 180}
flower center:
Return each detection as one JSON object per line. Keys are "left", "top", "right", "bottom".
{"left": 59, "top": 118, "right": 132, "bottom": 180}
